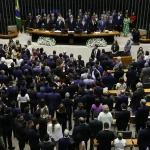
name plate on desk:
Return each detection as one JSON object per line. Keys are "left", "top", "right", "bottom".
{"left": 54, "top": 30, "right": 61, "bottom": 33}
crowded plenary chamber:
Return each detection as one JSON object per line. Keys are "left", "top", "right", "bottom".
{"left": 0, "top": 0, "right": 150, "bottom": 150}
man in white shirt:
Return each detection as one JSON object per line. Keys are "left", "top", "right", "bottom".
{"left": 27, "top": 40, "right": 33, "bottom": 56}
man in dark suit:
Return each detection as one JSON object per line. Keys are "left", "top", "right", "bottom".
{"left": 116, "top": 103, "right": 130, "bottom": 131}
{"left": 51, "top": 13, "right": 56, "bottom": 29}
{"left": 25, "top": 120, "right": 40, "bottom": 150}
{"left": 47, "top": 87, "right": 61, "bottom": 118}
{"left": 36, "top": 87, "right": 47, "bottom": 102}
{"left": 0, "top": 61, "right": 8, "bottom": 75}
{"left": 0, "top": 107, "right": 15, "bottom": 150}
{"left": 114, "top": 67, "right": 124, "bottom": 83}
{"left": 26, "top": 12, "right": 33, "bottom": 28}
{"left": 115, "top": 91, "right": 128, "bottom": 111}
{"left": 96, "top": 122, "right": 115, "bottom": 150}
{"left": 46, "top": 14, "right": 52, "bottom": 30}
{"left": 131, "top": 82, "right": 144, "bottom": 115}
{"left": 61, "top": 92, "right": 73, "bottom": 130}
{"left": 98, "top": 16, "right": 106, "bottom": 31}
{"left": 91, "top": 44, "right": 101, "bottom": 60}
{"left": 102, "top": 70, "right": 115, "bottom": 90}
{"left": 137, "top": 56, "right": 146, "bottom": 74}
{"left": 73, "top": 103, "right": 87, "bottom": 126}
{"left": 135, "top": 99, "right": 150, "bottom": 133}
{"left": 101, "top": 57, "right": 111, "bottom": 71}
{"left": 56, "top": 17, "right": 65, "bottom": 30}
{"left": 88, "top": 16, "right": 98, "bottom": 32}
{"left": 39, "top": 134, "right": 56, "bottom": 150}
{"left": 0, "top": 70, "right": 9, "bottom": 85}
{"left": 140, "top": 63, "right": 150, "bottom": 83}
{"left": 68, "top": 15, "right": 76, "bottom": 31}
{"left": 106, "top": 16, "right": 114, "bottom": 31}
{"left": 115, "top": 12, "right": 123, "bottom": 32}
{"left": 138, "top": 120, "right": 150, "bottom": 150}
{"left": 80, "top": 18, "right": 87, "bottom": 31}
{"left": 89, "top": 112, "right": 103, "bottom": 150}
{"left": 72, "top": 117, "right": 91, "bottom": 149}
{"left": 14, "top": 114, "right": 26, "bottom": 150}
{"left": 59, "top": 129, "right": 74, "bottom": 150}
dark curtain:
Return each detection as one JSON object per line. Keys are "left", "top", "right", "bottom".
{"left": 0, "top": 0, "right": 150, "bottom": 37}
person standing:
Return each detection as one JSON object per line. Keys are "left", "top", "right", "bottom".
{"left": 130, "top": 12, "right": 136, "bottom": 29}
{"left": 124, "top": 40, "right": 131, "bottom": 56}
{"left": 96, "top": 122, "right": 115, "bottom": 150}
{"left": 123, "top": 14, "right": 130, "bottom": 37}
{"left": 0, "top": 108, "right": 15, "bottom": 150}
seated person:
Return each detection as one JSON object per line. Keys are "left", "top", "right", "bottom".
{"left": 124, "top": 40, "right": 131, "bottom": 56}
{"left": 131, "top": 28, "right": 140, "bottom": 45}
{"left": 111, "top": 40, "right": 119, "bottom": 54}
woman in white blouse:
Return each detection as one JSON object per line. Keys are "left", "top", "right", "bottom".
{"left": 97, "top": 105, "right": 113, "bottom": 128}
{"left": 116, "top": 78, "right": 127, "bottom": 96}
{"left": 17, "top": 88, "right": 30, "bottom": 112}
{"left": 47, "top": 118, "right": 63, "bottom": 149}
{"left": 16, "top": 55, "right": 23, "bottom": 67}
{"left": 114, "top": 133, "right": 126, "bottom": 150}
{"left": 37, "top": 99, "right": 49, "bottom": 118}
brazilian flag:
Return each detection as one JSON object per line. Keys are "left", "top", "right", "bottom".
{"left": 15, "top": 0, "right": 22, "bottom": 31}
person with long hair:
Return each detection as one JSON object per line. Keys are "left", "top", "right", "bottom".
{"left": 123, "top": 14, "right": 130, "bottom": 37}
{"left": 17, "top": 88, "right": 30, "bottom": 112}
{"left": 116, "top": 77, "right": 127, "bottom": 96}
{"left": 111, "top": 40, "right": 119, "bottom": 54}
{"left": 37, "top": 99, "right": 49, "bottom": 118}
{"left": 56, "top": 103, "right": 67, "bottom": 132}
{"left": 137, "top": 47, "right": 144, "bottom": 61}
{"left": 114, "top": 133, "right": 126, "bottom": 150}
{"left": 47, "top": 118, "right": 63, "bottom": 150}
{"left": 97, "top": 105, "right": 113, "bottom": 128}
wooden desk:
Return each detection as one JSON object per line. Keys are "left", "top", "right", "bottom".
{"left": 113, "top": 56, "right": 132, "bottom": 65}
{"left": 26, "top": 29, "right": 120, "bottom": 44}
{"left": 132, "top": 139, "right": 138, "bottom": 146}
{"left": 146, "top": 102, "right": 150, "bottom": 106}
{"left": 109, "top": 89, "right": 150, "bottom": 95}
{"left": 0, "top": 30, "right": 18, "bottom": 39}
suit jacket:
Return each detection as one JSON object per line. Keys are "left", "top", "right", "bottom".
{"left": 72, "top": 123, "right": 91, "bottom": 142}
{"left": 91, "top": 48, "right": 101, "bottom": 59}
{"left": 137, "top": 59, "right": 146, "bottom": 73}
{"left": 115, "top": 15, "right": 123, "bottom": 26}
{"left": 106, "top": 20, "right": 114, "bottom": 31}
{"left": 138, "top": 128, "right": 150, "bottom": 149}
{"left": 39, "top": 141, "right": 56, "bottom": 150}
{"left": 0, "top": 63, "right": 8, "bottom": 75}
{"left": 135, "top": 106, "right": 150, "bottom": 125}
{"left": 47, "top": 92, "right": 61, "bottom": 110}
{"left": 96, "top": 130, "right": 115, "bottom": 150}
{"left": 102, "top": 97, "right": 114, "bottom": 111}
{"left": 98, "top": 20, "right": 106, "bottom": 31}
{"left": 56, "top": 21, "right": 65, "bottom": 30}
{"left": 115, "top": 95, "right": 128, "bottom": 111}
{"left": 101, "top": 59, "right": 111, "bottom": 71}
{"left": 73, "top": 109, "right": 87, "bottom": 126}
{"left": 80, "top": 21, "right": 87, "bottom": 31}
{"left": 0, "top": 75, "right": 9, "bottom": 85}
{"left": 102, "top": 74, "right": 115, "bottom": 90}
{"left": 67, "top": 83, "right": 78, "bottom": 99}
{"left": 46, "top": 18, "right": 52, "bottom": 30}
{"left": 126, "top": 69, "right": 137, "bottom": 85}
{"left": 74, "top": 96, "right": 86, "bottom": 110}
{"left": 88, "top": 20, "right": 98, "bottom": 32}
{"left": 114, "top": 70, "right": 124, "bottom": 83}
{"left": 88, "top": 119, "right": 103, "bottom": 137}
{"left": 68, "top": 19, "right": 76, "bottom": 31}
{"left": 116, "top": 110, "right": 130, "bottom": 130}
{"left": 132, "top": 88, "right": 144, "bottom": 107}
{"left": 141, "top": 67, "right": 150, "bottom": 83}
{"left": 58, "top": 137, "right": 74, "bottom": 150}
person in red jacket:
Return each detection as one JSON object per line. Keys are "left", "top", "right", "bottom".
{"left": 130, "top": 12, "right": 136, "bottom": 29}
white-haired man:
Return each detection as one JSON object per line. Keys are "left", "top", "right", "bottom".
{"left": 135, "top": 99, "right": 150, "bottom": 133}
{"left": 131, "top": 82, "right": 144, "bottom": 115}
{"left": 58, "top": 129, "right": 74, "bottom": 150}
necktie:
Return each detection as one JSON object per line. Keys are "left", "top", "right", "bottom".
{"left": 102, "top": 21, "right": 103, "bottom": 25}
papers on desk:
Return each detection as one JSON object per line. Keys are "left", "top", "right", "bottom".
{"left": 68, "top": 31, "right": 74, "bottom": 33}
{"left": 45, "top": 30, "right": 49, "bottom": 32}
{"left": 103, "top": 87, "right": 108, "bottom": 93}
{"left": 94, "top": 32, "right": 100, "bottom": 34}
{"left": 54, "top": 30, "right": 61, "bottom": 33}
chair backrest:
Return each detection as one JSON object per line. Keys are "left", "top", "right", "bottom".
{"left": 145, "top": 95, "right": 150, "bottom": 102}
{"left": 143, "top": 83, "right": 150, "bottom": 89}
{"left": 117, "top": 131, "right": 132, "bottom": 139}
